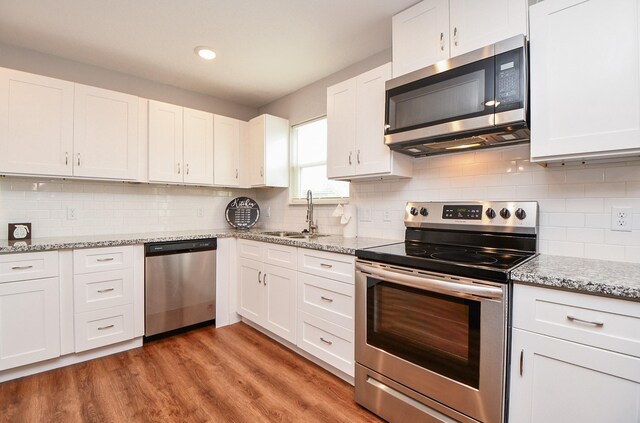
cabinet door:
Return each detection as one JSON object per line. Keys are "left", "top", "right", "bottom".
{"left": 355, "top": 63, "right": 392, "bottom": 176}
{"left": 326, "top": 78, "right": 357, "bottom": 179}
{"left": 213, "top": 114, "right": 240, "bottom": 187}
{"left": 449, "top": 0, "right": 527, "bottom": 57}
{"left": 392, "top": 0, "right": 449, "bottom": 77}
{"left": 0, "top": 278, "right": 60, "bottom": 370}
{"left": 73, "top": 84, "right": 139, "bottom": 180}
{"left": 263, "top": 115, "right": 289, "bottom": 188}
{"left": 0, "top": 68, "right": 74, "bottom": 176}
{"left": 183, "top": 107, "right": 213, "bottom": 185}
{"left": 530, "top": 0, "right": 640, "bottom": 162}
{"left": 148, "top": 100, "right": 183, "bottom": 183}
{"left": 238, "top": 258, "right": 262, "bottom": 324}
{"left": 248, "top": 115, "right": 266, "bottom": 186}
{"left": 263, "top": 264, "right": 297, "bottom": 343}
{"left": 509, "top": 329, "right": 640, "bottom": 423}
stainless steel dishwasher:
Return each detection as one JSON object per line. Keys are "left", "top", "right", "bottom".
{"left": 144, "top": 238, "right": 216, "bottom": 338}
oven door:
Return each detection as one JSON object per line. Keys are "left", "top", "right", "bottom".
{"left": 355, "top": 260, "right": 508, "bottom": 423}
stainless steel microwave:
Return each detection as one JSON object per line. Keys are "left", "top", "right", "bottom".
{"left": 385, "top": 34, "right": 529, "bottom": 157}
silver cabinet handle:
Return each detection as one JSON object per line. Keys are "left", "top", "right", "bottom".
{"left": 357, "top": 149, "right": 361, "bottom": 164}
{"left": 320, "top": 263, "right": 333, "bottom": 268}
{"left": 440, "top": 32, "right": 444, "bottom": 51}
{"left": 97, "top": 287, "right": 115, "bottom": 293}
{"left": 235, "top": 169, "right": 238, "bottom": 179}
{"left": 258, "top": 271, "right": 262, "bottom": 284}
{"left": 96, "top": 257, "right": 114, "bottom": 262}
{"left": 519, "top": 349, "right": 524, "bottom": 376}
{"left": 11, "top": 265, "right": 34, "bottom": 270}
{"left": 320, "top": 296, "right": 333, "bottom": 303}
{"left": 260, "top": 166, "right": 264, "bottom": 177}
{"left": 65, "top": 152, "right": 69, "bottom": 165}
{"left": 77, "top": 153, "right": 81, "bottom": 166}
{"left": 453, "top": 27, "right": 458, "bottom": 46}
{"left": 567, "top": 315, "right": 604, "bottom": 327}
{"left": 348, "top": 151, "right": 352, "bottom": 165}
{"left": 320, "top": 337, "right": 333, "bottom": 345}
{"left": 177, "top": 163, "right": 181, "bottom": 174}
{"left": 97, "top": 324, "right": 114, "bottom": 331}
{"left": 186, "top": 163, "right": 190, "bottom": 175}
{"left": 263, "top": 273, "right": 267, "bottom": 286}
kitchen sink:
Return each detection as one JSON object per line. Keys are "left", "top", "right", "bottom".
{"left": 259, "top": 231, "right": 330, "bottom": 239}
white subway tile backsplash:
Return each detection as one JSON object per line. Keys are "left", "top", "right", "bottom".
{"left": 547, "top": 241, "right": 585, "bottom": 258}
{"left": 605, "top": 165, "right": 640, "bottom": 182}
{"left": 584, "top": 182, "right": 627, "bottom": 198}
{"left": 566, "top": 198, "right": 605, "bottom": 213}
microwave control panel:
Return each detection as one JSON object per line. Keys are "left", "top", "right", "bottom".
{"left": 496, "top": 49, "right": 523, "bottom": 106}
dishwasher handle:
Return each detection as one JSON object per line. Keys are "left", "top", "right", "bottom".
{"left": 145, "top": 238, "right": 217, "bottom": 256}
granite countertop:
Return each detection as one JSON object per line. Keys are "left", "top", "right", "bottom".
{"left": 0, "top": 228, "right": 400, "bottom": 256}
{"left": 512, "top": 254, "right": 640, "bottom": 301}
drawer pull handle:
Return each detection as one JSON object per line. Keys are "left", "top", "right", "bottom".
{"left": 97, "top": 288, "right": 115, "bottom": 293}
{"left": 96, "top": 258, "right": 115, "bottom": 262}
{"left": 320, "top": 337, "right": 333, "bottom": 345}
{"left": 11, "top": 265, "right": 34, "bottom": 270}
{"left": 320, "top": 263, "right": 333, "bottom": 269}
{"left": 97, "top": 324, "right": 114, "bottom": 331}
{"left": 519, "top": 349, "right": 524, "bottom": 376}
{"left": 320, "top": 296, "right": 334, "bottom": 303}
{"left": 566, "top": 315, "right": 604, "bottom": 327}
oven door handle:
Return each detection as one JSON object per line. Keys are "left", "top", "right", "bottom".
{"left": 356, "top": 263, "right": 503, "bottom": 300}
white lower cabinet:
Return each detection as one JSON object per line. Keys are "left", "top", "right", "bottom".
{"left": 237, "top": 241, "right": 297, "bottom": 343}
{"left": 74, "top": 304, "right": 134, "bottom": 352}
{"left": 509, "top": 284, "right": 640, "bottom": 423}
{"left": 0, "top": 277, "right": 60, "bottom": 371}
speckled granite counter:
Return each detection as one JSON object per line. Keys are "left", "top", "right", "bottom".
{"left": 0, "top": 228, "right": 399, "bottom": 255}
{"left": 512, "top": 254, "right": 640, "bottom": 301}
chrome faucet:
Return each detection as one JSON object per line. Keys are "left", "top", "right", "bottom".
{"left": 305, "top": 189, "right": 318, "bottom": 235}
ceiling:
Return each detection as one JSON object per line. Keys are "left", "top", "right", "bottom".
{"left": 0, "top": 0, "right": 417, "bottom": 108}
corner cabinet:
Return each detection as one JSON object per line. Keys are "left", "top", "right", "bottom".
{"left": 327, "top": 63, "right": 412, "bottom": 181}
{"left": 529, "top": 0, "right": 640, "bottom": 163}
{"left": 247, "top": 114, "right": 289, "bottom": 187}
{"left": 0, "top": 68, "right": 139, "bottom": 180}
{"left": 148, "top": 100, "right": 214, "bottom": 185}
{"left": 509, "top": 284, "right": 640, "bottom": 423}
{"left": 392, "top": 0, "right": 527, "bottom": 77}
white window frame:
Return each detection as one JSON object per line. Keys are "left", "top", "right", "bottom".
{"left": 289, "top": 116, "right": 349, "bottom": 205}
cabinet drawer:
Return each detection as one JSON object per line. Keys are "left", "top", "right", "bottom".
{"left": 237, "top": 239, "right": 263, "bottom": 260}
{"left": 298, "top": 249, "right": 354, "bottom": 283}
{"left": 298, "top": 272, "right": 353, "bottom": 329}
{"left": 0, "top": 251, "right": 58, "bottom": 283}
{"left": 73, "top": 246, "right": 133, "bottom": 274}
{"left": 263, "top": 243, "right": 297, "bottom": 270}
{"left": 74, "top": 304, "right": 134, "bottom": 352}
{"left": 297, "top": 310, "right": 354, "bottom": 376}
{"left": 74, "top": 269, "right": 134, "bottom": 313}
{"left": 513, "top": 284, "right": 640, "bottom": 357}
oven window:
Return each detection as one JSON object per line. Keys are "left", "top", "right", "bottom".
{"left": 366, "top": 279, "right": 480, "bottom": 388}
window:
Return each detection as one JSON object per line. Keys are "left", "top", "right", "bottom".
{"left": 290, "top": 117, "right": 349, "bottom": 202}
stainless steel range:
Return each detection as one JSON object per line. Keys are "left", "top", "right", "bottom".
{"left": 354, "top": 201, "right": 538, "bottom": 423}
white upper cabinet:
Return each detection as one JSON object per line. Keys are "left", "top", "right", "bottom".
{"left": 530, "top": 0, "right": 640, "bottom": 163}
{"left": 327, "top": 63, "right": 412, "bottom": 180}
{"left": 183, "top": 107, "right": 213, "bottom": 185}
{"left": 392, "top": 0, "right": 450, "bottom": 77}
{"left": 148, "top": 101, "right": 214, "bottom": 185}
{"left": 392, "top": 0, "right": 527, "bottom": 77}
{"left": 148, "top": 100, "right": 184, "bottom": 183}
{"left": 449, "top": 0, "right": 527, "bottom": 57}
{"left": 248, "top": 114, "right": 289, "bottom": 187}
{"left": 73, "top": 84, "right": 139, "bottom": 180}
{"left": 0, "top": 68, "right": 74, "bottom": 176}
{"left": 213, "top": 114, "right": 241, "bottom": 187}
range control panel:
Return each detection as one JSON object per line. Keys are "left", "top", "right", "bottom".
{"left": 405, "top": 201, "right": 538, "bottom": 233}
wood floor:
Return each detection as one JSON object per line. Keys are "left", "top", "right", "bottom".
{"left": 0, "top": 322, "right": 383, "bottom": 423}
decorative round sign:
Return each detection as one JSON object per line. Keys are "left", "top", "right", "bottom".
{"left": 225, "top": 197, "right": 260, "bottom": 229}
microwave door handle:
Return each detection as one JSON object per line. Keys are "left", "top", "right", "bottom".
{"left": 355, "top": 262, "right": 503, "bottom": 300}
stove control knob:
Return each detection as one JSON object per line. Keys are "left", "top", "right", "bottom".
{"left": 486, "top": 208, "right": 496, "bottom": 219}
{"left": 500, "top": 208, "right": 511, "bottom": 219}
{"left": 515, "top": 208, "right": 527, "bottom": 220}
{"left": 409, "top": 207, "right": 419, "bottom": 216}
{"left": 419, "top": 207, "right": 429, "bottom": 216}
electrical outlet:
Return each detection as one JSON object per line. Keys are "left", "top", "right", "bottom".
{"left": 197, "top": 208, "right": 204, "bottom": 218}
{"left": 361, "top": 207, "right": 372, "bottom": 222}
{"left": 265, "top": 206, "right": 271, "bottom": 218}
{"left": 67, "top": 206, "right": 77, "bottom": 220}
{"left": 611, "top": 206, "right": 632, "bottom": 232}
{"left": 383, "top": 210, "right": 392, "bottom": 222}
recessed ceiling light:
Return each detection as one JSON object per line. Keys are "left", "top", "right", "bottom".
{"left": 194, "top": 46, "right": 216, "bottom": 60}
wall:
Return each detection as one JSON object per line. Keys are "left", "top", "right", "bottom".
{"left": 0, "top": 43, "right": 257, "bottom": 121}
{"left": 0, "top": 177, "right": 254, "bottom": 239}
